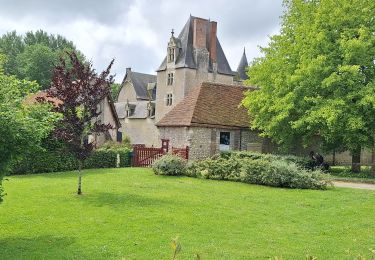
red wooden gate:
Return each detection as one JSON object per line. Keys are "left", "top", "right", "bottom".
{"left": 132, "top": 146, "right": 164, "bottom": 167}
{"left": 132, "top": 140, "right": 189, "bottom": 167}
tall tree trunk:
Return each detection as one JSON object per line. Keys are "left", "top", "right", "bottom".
{"left": 351, "top": 147, "right": 361, "bottom": 173}
{"left": 77, "top": 160, "right": 83, "bottom": 195}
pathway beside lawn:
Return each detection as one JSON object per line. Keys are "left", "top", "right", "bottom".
{"left": 333, "top": 181, "right": 375, "bottom": 190}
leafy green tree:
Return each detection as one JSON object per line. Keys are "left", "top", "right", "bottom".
{"left": 16, "top": 44, "right": 58, "bottom": 88}
{"left": 110, "top": 83, "right": 122, "bottom": 101}
{"left": 0, "top": 31, "right": 24, "bottom": 76}
{"left": 0, "top": 54, "right": 58, "bottom": 202}
{"left": 242, "top": 0, "right": 375, "bottom": 172}
{"left": 0, "top": 30, "right": 84, "bottom": 89}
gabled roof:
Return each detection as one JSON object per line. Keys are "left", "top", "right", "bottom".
{"left": 121, "top": 70, "right": 157, "bottom": 100}
{"left": 156, "top": 82, "right": 256, "bottom": 128}
{"left": 157, "top": 16, "right": 235, "bottom": 76}
{"left": 236, "top": 48, "right": 249, "bottom": 80}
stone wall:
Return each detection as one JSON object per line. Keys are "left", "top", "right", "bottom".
{"left": 324, "top": 149, "right": 373, "bottom": 166}
{"left": 118, "top": 81, "right": 137, "bottom": 102}
{"left": 120, "top": 117, "right": 160, "bottom": 147}
{"left": 155, "top": 68, "right": 233, "bottom": 122}
{"left": 94, "top": 96, "right": 118, "bottom": 146}
{"left": 158, "top": 126, "right": 189, "bottom": 148}
{"left": 158, "top": 126, "right": 262, "bottom": 160}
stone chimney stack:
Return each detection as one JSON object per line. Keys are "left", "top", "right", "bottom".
{"left": 126, "top": 67, "right": 131, "bottom": 74}
{"left": 209, "top": 21, "right": 217, "bottom": 63}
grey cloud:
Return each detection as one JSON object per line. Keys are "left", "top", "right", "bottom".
{"left": 0, "top": 0, "right": 133, "bottom": 24}
{"left": 0, "top": 0, "right": 283, "bottom": 82}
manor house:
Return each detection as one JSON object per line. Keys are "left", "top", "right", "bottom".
{"left": 114, "top": 15, "right": 373, "bottom": 164}
{"left": 114, "top": 16, "right": 265, "bottom": 160}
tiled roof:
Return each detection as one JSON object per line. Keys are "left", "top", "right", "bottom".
{"left": 156, "top": 82, "right": 255, "bottom": 128}
{"left": 157, "top": 16, "right": 235, "bottom": 76}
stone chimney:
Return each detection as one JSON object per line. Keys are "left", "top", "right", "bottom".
{"left": 209, "top": 21, "right": 217, "bottom": 63}
{"left": 126, "top": 67, "right": 131, "bottom": 74}
{"left": 193, "top": 18, "right": 207, "bottom": 49}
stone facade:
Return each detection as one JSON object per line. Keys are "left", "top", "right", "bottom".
{"left": 155, "top": 68, "right": 233, "bottom": 122}
{"left": 91, "top": 96, "right": 120, "bottom": 146}
{"left": 159, "top": 126, "right": 264, "bottom": 160}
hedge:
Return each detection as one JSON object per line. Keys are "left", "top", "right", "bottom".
{"left": 10, "top": 147, "right": 131, "bottom": 175}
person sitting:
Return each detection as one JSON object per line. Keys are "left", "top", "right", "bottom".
{"left": 309, "top": 151, "right": 329, "bottom": 171}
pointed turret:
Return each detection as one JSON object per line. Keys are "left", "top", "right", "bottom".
{"left": 236, "top": 47, "right": 248, "bottom": 80}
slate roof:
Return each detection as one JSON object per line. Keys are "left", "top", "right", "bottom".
{"left": 236, "top": 48, "right": 249, "bottom": 80}
{"left": 157, "top": 16, "right": 235, "bottom": 76}
{"left": 156, "top": 82, "right": 256, "bottom": 128}
{"left": 115, "top": 101, "right": 155, "bottom": 119}
{"left": 121, "top": 70, "right": 157, "bottom": 100}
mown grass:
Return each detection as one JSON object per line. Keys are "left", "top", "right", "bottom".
{"left": 0, "top": 168, "right": 375, "bottom": 259}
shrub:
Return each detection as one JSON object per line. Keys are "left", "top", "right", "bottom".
{"left": 220, "top": 151, "right": 311, "bottom": 169}
{"left": 242, "top": 158, "right": 331, "bottom": 189}
{"left": 188, "top": 156, "right": 331, "bottom": 190}
{"left": 152, "top": 154, "right": 187, "bottom": 176}
{"left": 186, "top": 157, "right": 243, "bottom": 181}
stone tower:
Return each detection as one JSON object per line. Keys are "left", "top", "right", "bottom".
{"left": 155, "top": 16, "right": 235, "bottom": 122}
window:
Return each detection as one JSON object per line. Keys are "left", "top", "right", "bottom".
{"left": 168, "top": 47, "right": 175, "bottom": 62}
{"left": 219, "top": 132, "right": 231, "bottom": 151}
{"left": 166, "top": 93, "right": 173, "bottom": 106}
{"left": 167, "top": 73, "right": 174, "bottom": 85}
{"left": 125, "top": 105, "right": 135, "bottom": 117}
{"left": 147, "top": 102, "right": 155, "bottom": 117}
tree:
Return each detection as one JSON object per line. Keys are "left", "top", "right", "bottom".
{"left": 16, "top": 44, "right": 58, "bottom": 88}
{"left": 0, "top": 30, "right": 84, "bottom": 89}
{"left": 242, "top": 0, "right": 375, "bottom": 172}
{"left": 0, "top": 54, "right": 58, "bottom": 203}
{"left": 40, "top": 52, "right": 114, "bottom": 195}
{"left": 110, "top": 83, "right": 122, "bottom": 101}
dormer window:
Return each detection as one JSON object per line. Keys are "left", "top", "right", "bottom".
{"left": 147, "top": 102, "right": 155, "bottom": 117}
{"left": 125, "top": 104, "right": 135, "bottom": 117}
{"left": 166, "top": 93, "right": 173, "bottom": 106}
{"left": 167, "top": 73, "right": 174, "bottom": 85}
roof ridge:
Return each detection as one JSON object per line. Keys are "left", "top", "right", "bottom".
{"left": 131, "top": 71, "right": 156, "bottom": 77}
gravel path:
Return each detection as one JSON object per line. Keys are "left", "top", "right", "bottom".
{"left": 333, "top": 181, "right": 375, "bottom": 190}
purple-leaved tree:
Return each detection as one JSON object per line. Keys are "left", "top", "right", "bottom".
{"left": 39, "top": 52, "right": 115, "bottom": 195}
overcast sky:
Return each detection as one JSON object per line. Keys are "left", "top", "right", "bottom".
{"left": 0, "top": 0, "right": 284, "bottom": 82}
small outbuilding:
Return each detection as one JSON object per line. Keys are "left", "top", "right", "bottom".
{"left": 156, "top": 82, "right": 267, "bottom": 160}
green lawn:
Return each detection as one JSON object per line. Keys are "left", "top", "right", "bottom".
{"left": 1, "top": 168, "right": 374, "bottom": 259}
